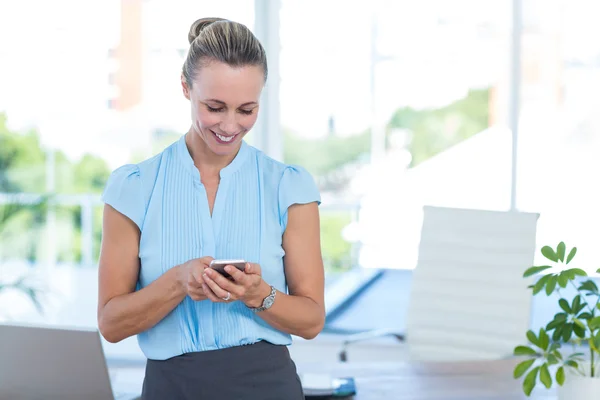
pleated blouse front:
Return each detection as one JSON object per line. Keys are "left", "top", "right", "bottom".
{"left": 102, "top": 134, "right": 320, "bottom": 360}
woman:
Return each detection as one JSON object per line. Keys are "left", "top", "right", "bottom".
{"left": 98, "top": 17, "right": 325, "bottom": 400}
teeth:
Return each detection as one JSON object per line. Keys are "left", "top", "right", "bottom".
{"left": 216, "top": 132, "right": 234, "bottom": 142}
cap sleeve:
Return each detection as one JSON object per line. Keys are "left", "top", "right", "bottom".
{"left": 101, "top": 164, "right": 145, "bottom": 230}
{"left": 278, "top": 165, "right": 321, "bottom": 231}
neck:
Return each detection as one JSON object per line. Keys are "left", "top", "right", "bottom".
{"left": 185, "top": 129, "right": 240, "bottom": 179}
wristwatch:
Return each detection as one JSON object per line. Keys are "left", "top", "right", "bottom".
{"left": 248, "top": 285, "right": 276, "bottom": 312}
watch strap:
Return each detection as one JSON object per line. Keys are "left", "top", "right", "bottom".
{"left": 248, "top": 285, "right": 276, "bottom": 312}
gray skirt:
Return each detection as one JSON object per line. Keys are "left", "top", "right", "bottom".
{"left": 141, "top": 341, "right": 304, "bottom": 400}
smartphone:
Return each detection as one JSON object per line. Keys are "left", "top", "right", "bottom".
{"left": 209, "top": 259, "right": 246, "bottom": 279}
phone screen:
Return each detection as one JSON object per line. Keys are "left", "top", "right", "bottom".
{"left": 209, "top": 260, "right": 246, "bottom": 278}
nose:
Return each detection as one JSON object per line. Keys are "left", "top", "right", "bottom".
{"left": 220, "top": 111, "right": 240, "bottom": 135}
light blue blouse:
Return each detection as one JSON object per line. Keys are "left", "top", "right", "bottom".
{"left": 101, "top": 134, "right": 320, "bottom": 360}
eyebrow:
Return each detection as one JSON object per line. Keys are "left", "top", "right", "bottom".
{"left": 204, "top": 99, "right": 258, "bottom": 107}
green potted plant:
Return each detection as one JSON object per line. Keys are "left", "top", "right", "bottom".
{"left": 513, "top": 242, "right": 600, "bottom": 398}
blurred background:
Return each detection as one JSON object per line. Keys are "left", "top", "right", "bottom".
{"left": 1, "top": 0, "right": 599, "bottom": 363}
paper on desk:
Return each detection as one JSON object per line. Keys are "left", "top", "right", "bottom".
{"left": 300, "top": 373, "right": 334, "bottom": 390}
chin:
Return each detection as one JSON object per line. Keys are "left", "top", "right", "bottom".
{"left": 210, "top": 144, "right": 240, "bottom": 156}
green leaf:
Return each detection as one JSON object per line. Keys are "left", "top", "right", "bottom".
{"left": 558, "top": 273, "right": 569, "bottom": 288}
{"left": 547, "top": 354, "right": 559, "bottom": 365}
{"left": 578, "top": 312, "right": 593, "bottom": 320}
{"left": 590, "top": 317, "right": 600, "bottom": 330}
{"left": 574, "top": 318, "right": 587, "bottom": 330}
{"left": 556, "top": 366, "right": 565, "bottom": 385}
{"left": 538, "top": 328, "right": 550, "bottom": 351}
{"left": 546, "top": 318, "right": 565, "bottom": 331}
{"left": 566, "top": 247, "right": 577, "bottom": 264}
{"left": 557, "top": 242, "right": 566, "bottom": 263}
{"left": 564, "top": 269, "right": 576, "bottom": 280}
{"left": 565, "top": 360, "right": 579, "bottom": 368}
{"left": 523, "top": 265, "right": 553, "bottom": 278}
{"left": 545, "top": 276, "right": 557, "bottom": 295}
{"left": 567, "top": 268, "right": 587, "bottom": 277}
{"left": 523, "top": 366, "right": 540, "bottom": 396}
{"left": 514, "top": 346, "right": 538, "bottom": 357}
{"left": 514, "top": 359, "right": 536, "bottom": 379}
{"left": 539, "top": 329, "right": 550, "bottom": 351}
{"left": 526, "top": 330, "right": 539, "bottom": 347}
{"left": 578, "top": 280, "right": 599, "bottom": 294}
{"left": 568, "top": 352, "right": 585, "bottom": 359}
{"left": 562, "top": 324, "right": 573, "bottom": 342}
{"left": 593, "top": 334, "right": 600, "bottom": 351}
{"left": 533, "top": 275, "right": 552, "bottom": 295}
{"left": 542, "top": 246, "right": 558, "bottom": 262}
{"left": 573, "top": 296, "right": 582, "bottom": 313}
{"left": 540, "top": 363, "right": 552, "bottom": 388}
{"left": 573, "top": 322, "right": 586, "bottom": 339}
{"left": 553, "top": 325, "right": 565, "bottom": 341}
{"left": 559, "top": 299, "right": 572, "bottom": 314}
{"left": 555, "top": 313, "right": 568, "bottom": 321}
{"left": 552, "top": 348, "right": 563, "bottom": 359}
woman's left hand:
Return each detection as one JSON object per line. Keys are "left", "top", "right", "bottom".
{"left": 202, "top": 263, "right": 270, "bottom": 307}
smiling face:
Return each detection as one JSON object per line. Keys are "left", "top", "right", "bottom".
{"left": 181, "top": 61, "right": 264, "bottom": 157}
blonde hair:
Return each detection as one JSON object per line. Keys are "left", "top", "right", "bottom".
{"left": 182, "top": 17, "right": 268, "bottom": 88}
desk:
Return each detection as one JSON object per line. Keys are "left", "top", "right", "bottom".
{"left": 297, "top": 359, "right": 556, "bottom": 399}
{"left": 111, "top": 359, "right": 557, "bottom": 399}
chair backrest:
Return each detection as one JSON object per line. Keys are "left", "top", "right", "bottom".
{"left": 406, "top": 205, "right": 539, "bottom": 361}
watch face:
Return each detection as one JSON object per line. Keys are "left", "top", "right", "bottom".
{"left": 264, "top": 296, "right": 274, "bottom": 309}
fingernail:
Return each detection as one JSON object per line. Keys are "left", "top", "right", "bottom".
{"left": 204, "top": 269, "right": 212, "bottom": 276}
{"left": 224, "top": 266, "right": 232, "bottom": 273}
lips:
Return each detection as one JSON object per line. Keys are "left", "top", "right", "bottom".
{"left": 211, "top": 130, "right": 237, "bottom": 144}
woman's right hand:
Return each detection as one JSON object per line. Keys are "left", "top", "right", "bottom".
{"left": 178, "top": 256, "right": 214, "bottom": 301}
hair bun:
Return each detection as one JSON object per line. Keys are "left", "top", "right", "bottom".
{"left": 188, "top": 17, "right": 227, "bottom": 44}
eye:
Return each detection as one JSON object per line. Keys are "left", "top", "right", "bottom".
{"left": 206, "top": 105, "right": 224, "bottom": 113}
{"left": 239, "top": 109, "right": 254, "bottom": 115}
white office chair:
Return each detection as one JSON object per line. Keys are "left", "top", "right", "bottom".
{"left": 340, "top": 205, "right": 539, "bottom": 362}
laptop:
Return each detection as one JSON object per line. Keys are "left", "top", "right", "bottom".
{"left": 0, "top": 323, "right": 141, "bottom": 400}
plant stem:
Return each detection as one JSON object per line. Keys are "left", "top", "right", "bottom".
{"left": 568, "top": 280, "right": 595, "bottom": 314}
{"left": 592, "top": 346, "right": 596, "bottom": 377}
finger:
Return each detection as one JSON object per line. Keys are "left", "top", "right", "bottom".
{"left": 200, "top": 256, "right": 215, "bottom": 266}
{"left": 226, "top": 265, "right": 248, "bottom": 285}
{"left": 204, "top": 268, "right": 238, "bottom": 293}
{"left": 202, "top": 283, "right": 221, "bottom": 302}
{"left": 245, "top": 263, "right": 261, "bottom": 275}
{"left": 203, "top": 271, "right": 232, "bottom": 299}
{"left": 192, "top": 264, "right": 208, "bottom": 283}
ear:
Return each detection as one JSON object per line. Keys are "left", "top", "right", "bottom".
{"left": 181, "top": 74, "right": 191, "bottom": 100}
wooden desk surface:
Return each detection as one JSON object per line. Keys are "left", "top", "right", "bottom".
{"left": 296, "top": 359, "right": 556, "bottom": 400}
{"left": 111, "top": 359, "right": 557, "bottom": 400}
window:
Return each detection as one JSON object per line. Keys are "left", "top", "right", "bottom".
{"left": 280, "top": 0, "right": 512, "bottom": 272}
{"left": 518, "top": 0, "right": 600, "bottom": 272}
{"left": 0, "top": 1, "right": 254, "bottom": 333}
